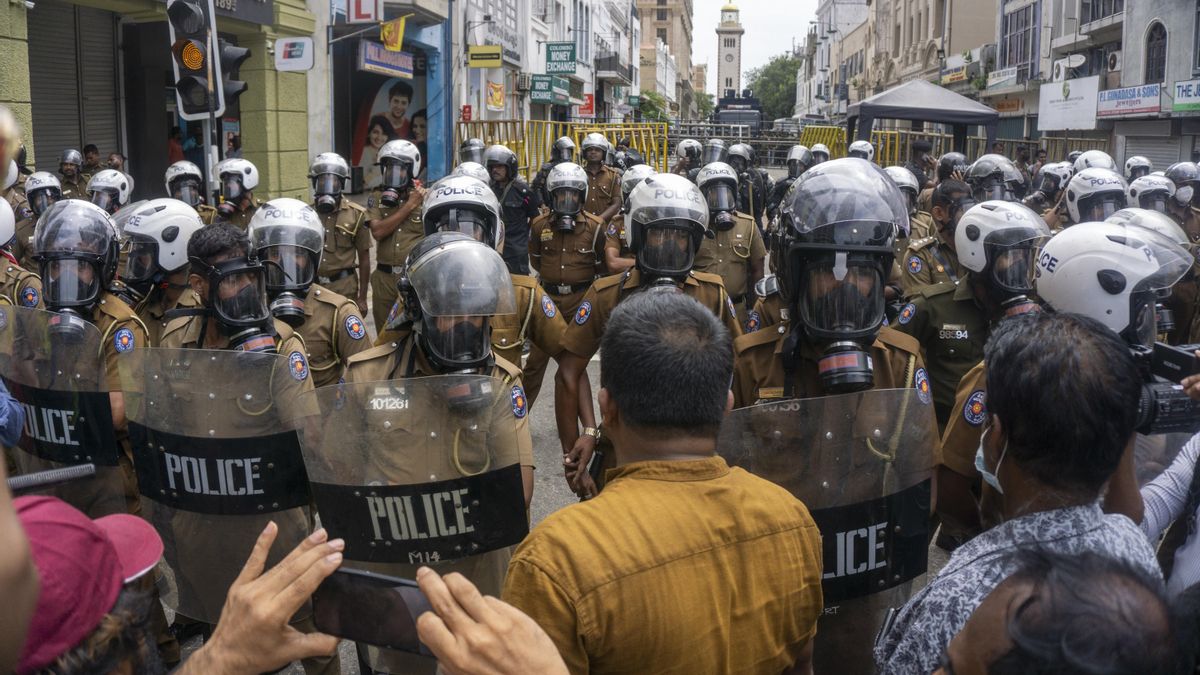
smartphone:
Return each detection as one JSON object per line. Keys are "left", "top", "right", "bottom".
{"left": 311, "top": 568, "right": 434, "bottom": 655}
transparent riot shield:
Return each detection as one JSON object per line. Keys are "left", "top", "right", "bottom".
{"left": 0, "top": 306, "right": 125, "bottom": 516}
{"left": 717, "top": 388, "right": 937, "bottom": 675}
{"left": 299, "top": 375, "right": 528, "bottom": 674}
{"left": 120, "top": 347, "right": 313, "bottom": 624}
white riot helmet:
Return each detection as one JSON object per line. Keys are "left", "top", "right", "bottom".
{"left": 215, "top": 158, "right": 260, "bottom": 217}
{"left": 452, "top": 161, "right": 490, "bottom": 184}
{"left": 1105, "top": 208, "right": 1190, "bottom": 250}
{"left": 696, "top": 162, "right": 740, "bottom": 231}
{"left": 2, "top": 161, "right": 16, "bottom": 192}
{"left": 121, "top": 198, "right": 205, "bottom": 292}
{"left": 1072, "top": 149, "right": 1117, "bottom": 174}
{"left": 1125, "top": 156, "right": 1152, "bottom": 182}
{"left": 1065, "top": 168, "right": 1127, "bottom": 223}
{"left": 811, "top": 143, "right": 830, "bottom": 163}
{"left": 848, "top": 140, "right": 875, "bottom": 162}
{"left": 1036, "top": 221, "right": 1192, "bottom": 347}
{"left": 164, "top": 161, "right": 204, "bottom": 206}
{"left": 0, "top": 198, "right": 14, "bottom": 249}
{"left": 1126, "top": 175, "right": 1176, "bottom": 215}
{"left": 620, "top": 164, "right": 656, "bottom": 202}
{"left": 24, "top": 172, "right": 62, "bottom": 217}
{"left": 377, "top": 139, "right": 422, "bottom": 196}
{"left": 676, "top": 139, "right": 702, "bottom": 162}
{"left": 1032, "top": 161, "right": 1073, "bottom": 199}
{"left": 247, "top": 197, "right": 326, "bottom": 327}
{"left": 625, "top": 172, "right": 709, "bottom": 280}
{"left": 546, "top": 162, "right": 588, "bottom": 214}
{"left": 421, "top": 174, "right": 504, "bottom": 250}
{"left": 955, "top": 201, "right": 1050, "bottom": 305}
{"left": 580, "top": 132, "right": 609, "bottom": 161}
{"left": 86, "top": 169, "right": 131, "bottom": 215}
{"left": 884, "top": 166, "right": 920, "bottom": 215}
{"left": 309, "top": 152, "right": 350, "bottom": 214}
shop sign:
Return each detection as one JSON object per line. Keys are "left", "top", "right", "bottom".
{"left": 462, "top": 105, "right": 473, "bottom": 122}
{"left": 577, "top": 94, "right": 594, "bottom": 116}
{"left": 628, "top": 95, "right": 640, "bottom": 108}
{"left": 487, "top": 80, "right": 505, "bottom": 112}
{"left": 530, "top": 75, "right": 569, "bottom": 105}
{"left": 1174, "top": 78, "right": 1200, "bottom": 112}
{"left": 1038, "top": 75, "right": 1099, "bottom": 131}
{"left": 940, "top": 67, "right": 967, "bottom": 85}
{"left": 1097, "top": 83, "right": 1161, "bottom": 117}
{"left": 468, "top": 45, "right": 503, "bottom": 68}
{"left": 987, "top": 67, "right": 1019, "bottom": 90}
{"left": 546, "top": 42, "right": 577, "bottom": 75}
{"left": 346, "top": 0, "right": 377, "bottom": 23}
{"left": 467, "top": 0, "right": 523, "bottom": 66}
{"left": 994, "top": 98, "right": 1023, "bottom": 114}
{"left": 274, "top": 37, "right": 313, "bottom": 72}
{"left": 357, "top": 41, "right": 414, "bottom": 79}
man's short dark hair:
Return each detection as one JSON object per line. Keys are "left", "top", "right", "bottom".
{"left": 988, "top": 548, "right": 1186, "bottom": 675}
{"left": 599, "top": 292, "right": 733, "bottom": 437}
{"left": 984, "top": 312, "right": 1141, "bottom": 496}
{"left": 188, "top": 223, "right": 250, "bottom": 269}
{"left": 912, "top": 139, "right": 932, "bottom": 153}
{"left": 932, "top": 179, "right": 971, "bottom": 208}
{"left": 83, "top": 144, "right": 98, "bottom": 155}
{"left": 388, "top": 81, "right": 414, "bottom": 102}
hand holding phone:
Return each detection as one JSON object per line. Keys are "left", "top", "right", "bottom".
{"left": 312, "top": 568, "right": 433, "bottom": 655}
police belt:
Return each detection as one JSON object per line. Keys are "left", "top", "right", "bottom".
{"left": 546, "top": 281, "right": 593, "bottom": 296}
{"left": 376, "top": 263, "right": 400, "bottom": 275}
{"left": 318, "top": 269, "right": 356, "bottom": 284}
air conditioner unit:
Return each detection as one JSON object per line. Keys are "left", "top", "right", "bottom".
{"left": 517, "top": 73, "right": 532, "bottom": 91}
{"left": 1107, "top": 50, "right": 1122, "bottom": 72}
{"left": 1052, "top": 59, "right": 1067, "bottom": 82}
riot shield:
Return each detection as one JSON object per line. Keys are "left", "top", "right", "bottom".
{"left": 0, "top": 306, "right": 125, "bottom": 516}
{"left": 299, "top": 375, "right": 528, "bottom": 674}
{"left": 120, "top": 347, "right": 313, "bottom": 624}
{"left": 717, "top": 388, "right": 937, "bottom": 675}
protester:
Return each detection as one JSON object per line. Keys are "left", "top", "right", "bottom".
{"left": 875, "top": 311, "right": 1160, "bottom": 673}
{"left": 0, "top": 377, "right": 24, "bottom": 447}
{"left": 0, "top": 463, "right": 36, "bottom": 674}
{"left": 507, "top": 292, "right": 823, "bottom": 674}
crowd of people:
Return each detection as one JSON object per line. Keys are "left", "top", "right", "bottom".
{"left": 7, "top": 93, "right": 1200, "bottom": 674}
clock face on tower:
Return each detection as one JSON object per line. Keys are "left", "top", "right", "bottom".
{"left": 725, "top": 53, "right": 734, "bottom": 62}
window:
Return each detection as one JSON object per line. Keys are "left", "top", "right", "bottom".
{"left": 1083, "top": 0, "right": 1122, "bottom": 24}
{"left": 657, "top": 0, "right": 665, "bottom": 4}
{"left": 1146, "top": 22, "right": 1166, "bottom": 83}
{"left": 1001, "top": 4, "right": 1036, "bottom": 75}
{"left": 657, "top": 28, "right": 667, "bottom": 42}
{"left": 657, "top": 9, "right": 666, "bottom": 20}
{"left": 725, "top": 77, "right": 732, "bottom": 88}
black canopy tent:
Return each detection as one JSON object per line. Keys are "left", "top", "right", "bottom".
{"left": 846, "top": 79, "right": 1000, "bottom": 154}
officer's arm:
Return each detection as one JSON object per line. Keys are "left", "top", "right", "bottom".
{"left": 599, "top": 181, "right": 622, "bottom": 223}
{"left": 528, "top": 224, "right": 543, "bottom": 275}
{"left": 369, "top": 189, "right": 424, "bottom": 241}
{"left": 604, "top": 243, "right": 634, "bottom": 274}
{"left": 355, "top": 227, "right": 371, "bottom": 312}
{"left": 553, "top": 351, "right": 588, "bottom": 453}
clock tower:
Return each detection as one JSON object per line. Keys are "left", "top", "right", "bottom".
{"left": 716, "top": 3, "right": 744, "bottom": 97}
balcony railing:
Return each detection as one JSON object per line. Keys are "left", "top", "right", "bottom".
{"left": 596, "top": 53, "right": 633, "bottom": 83}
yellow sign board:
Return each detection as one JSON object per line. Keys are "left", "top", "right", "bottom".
{"left": 468, "top": 45, "right": 503, "bottom": 68}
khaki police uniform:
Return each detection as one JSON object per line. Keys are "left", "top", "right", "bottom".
{"left": 342, "top": 335, "right": 533, "bottom": 675}
{"left": 296, "top": 284, "right": 373, "bottom": 389}
{"left": 892, "top": 280, "right": 990, "bottom": 429}
{"left": 910, "top": 210, "right": 936, "bottom": 241}
{"left": 917, "top": 186, "right": 934, "bottom": 215}
{"left": 12, "top": 211, "right": 35, "bottom": 270}
{"left": 561, "top": 269, "right": 743, "bottom": 360}
{"left": 731, "top": 324, "right": 928, "bottom": 410}
{"left": 59, "top": 174, "right": 87, "bottom": 200}
{"left": 583, "top": 164, "right": 621, "bottom": 219}
{"left": 366, "top": 187, "right": 425, "bottom": 329}
{"left": 748, "top": 278, "right": 788, "bottom": 335}
{"left": 526, "top": 210, "right": 606, "bottom": 402}
{"left": 0, "top": 260, "right": 41, "bottom": 308}
{"left": 214, "top": 197, "right": 260, "bottom": 231}
{"left": 1166, "top": 263, "right": 1200, "bottom": 345}
{"left": 693, "top": 212, "right": 765, "bottom": 327}
{"left": 900, "top": 236, "right": 966, "bottom": 296}
{"left": 134, "top": 288, "right": 200, "bottom": 348}
{"left": 317, "top": 199, "right": 370, "bottom": 301}
{"left": 603, "top": 214, "right": 635, "bottom": 274}
{"left": 939, "top": 360, "right": 987, "bottom": 479}
{"left": 195, "top": 204, "right": 218, "bottom": 226}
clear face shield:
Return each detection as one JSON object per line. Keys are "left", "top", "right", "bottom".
{"left": 262, "top": 245, "right": 317, "bottom": 292}
{"left": 701, "top": 144, "right": 727, "bottom": 165}
{"left": 1078, "top": 192, "right": 1126, "bottom": 222}
{"left": 380, "top": 161, "right": 412, "bottom": 190}
{"left": 553, "top": 144, "right": 575, "bottom": 162}
{"left": 787, "top": 159, "right": 804, "bottom": 179}
{"left": 551, "top": 188, "right": 584, "bottom": 216}
{"left": 729, "top": 156, "right": 748, "bottom": 174}
{"left": 429, "top": 207, "right": 492, "bottom": 245}
{"left": 638, "top": 223, "right": 696, "bottom": 278}
{"left": 798, "top": 253, "right": 885, "bottom": 337}
{"left": 170, "top": 177, "right": 202, "bottom": 207}
{"left": 460, "top": 146, "right": 484, "bottom": 165}
{"left": 124, "top": 236, "right": 160, "bottom": 285}
{"left": 1129, "top": 165, "right": 1151, "bottom": 181}
{"left": 42, "top": 257, "right": 103, "bottom": 309}
{"left": 221, "top": 174, "right": 245, "bottom": 202}
{"left": 193, "top": 256, "right": 271, "bottom": 329}
{"left": 1137, "top": 192, "right": 1171, "bottom": 215}
{"left": 28, "top": 188, "right": 59, "bottom": 217}
{"left": 1034, "top": 172, "right": 1062, "bottom": 198}
{"left": 89, "top": 189, "right": 119, "bottom": 215}
{"left": 973, "top": 177, "right": 1012, "bottom": 203}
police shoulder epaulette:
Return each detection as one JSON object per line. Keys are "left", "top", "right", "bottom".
{"left": 591, "top": 274, "right": 624, "bottom": 292}
{"left": 876, "top": 326, "right": 922, "bottom": 355}
{"left": 344, "top": 200, "right": 367, "bottom": 214}
{"left": 346, "top": 342, "right": 399, "bottom": 366}
{"left": 916, "top": 280, "right": 957, "bottom": 299}
{"left": 311, "top": 285, "right": 352, "bottom": 308}
{"left": 511, "top": 274, "right": 540, "bottom": 293}
{"left": 907, "top": 236, "right": 937, "bottom": 252}
{"left": 493, "top": 354, "right": 523, "bottom": 382}
{"left": 733, "top": 325, "right": 781, "bottom": 355}
{"left": 690, "top": 270, "right": 726, "bottom": 287}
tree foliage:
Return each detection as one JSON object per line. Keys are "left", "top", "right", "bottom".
{"left": 638, "top": 90, "right": 671, "bottom": 122}
{"left": 695, "top": 92, "right": 715, "bottom": 120}
{"left": 746, "top": 54, "right": 801, "bottom": 120}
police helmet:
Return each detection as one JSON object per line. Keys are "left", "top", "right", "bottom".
{"left": 1127, "top": 175, "right": 1176, "bottom": 215}
{"left": 954, "top": 201, "right": 1050, "bottom": 297}
{"left": 422, "top": 175, "right": 504, "bottom": 250}
{"left": 483, "top": 145, "right": 519, "bottom": 178}
{"left": 247, "top": 197, "right": 325, "bottom": 297}
{"left": 937, "top": 152, "right": 969, "bottom": 181}
{"left": 1065, "top": 168, "right": 1127, "bottom": 223}
{"left": 451, "top": 161, "right": 491, "bottom": 185}
{"left": 121, "top": 198, "right": 206, "bottom": 282}
{"left": 884, "top": 166, "right": 920, "bottom": 215}
{"left": 33, "top": 200, "right": 121, "bottom": 310}
{"left": 624, "top": 172, "right": 709, "bottom": 279}
{"left": 24, "top": 172, "right": 62, "bottom": 217}
{"left": 86, "top": 170, "right": 131, "bottom": 215}
{"left": 701, "top": 138, "right": 729, "bottom": 165}
{"left": 847, "top": 140, "right": 875, "bottom": 162}
{"left": 620, "top": 164, "right": 657, "bottom": 202}
{"left": 676, "top": 139, "right": 702, "bottom": 162}
{"left": 811, "top": 143, "right": 830, "bottom": 163}
{"left": 1125, "top": 156, "right": 1152, "bottom": 182}
{"left": 164, "top": 161, "right": 203, "bottom": 206}
{"left": 545, "top": 163, "right": 588, "bottom": 216}
{"left": 786, "top": 145, "right": 814, "bottom": 179}
{"left": 459, "top": 138, "right": 486, "bottom": 165}
{"left": 1073, "top": 149, "right": 1117, "bottom": 174}
{"left": 552, "top": 136, "right": 577, "bottom": 163}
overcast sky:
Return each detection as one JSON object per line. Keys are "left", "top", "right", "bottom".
{"left": 690, "top": 0, "right": 819, "bottom": 96}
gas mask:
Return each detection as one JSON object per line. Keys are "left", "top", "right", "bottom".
{"left": 638, "top": 223, "right": 697, "bottom": 281}
{"left": 380, "top": 161, "right": 412, "bottom": 208}
{"left": 936, "top": 197, "right": 977, "bottom": 238}
{"left": 171, "top": 178, "right": 203, "bottom": 208}
{"left": 41, "top": 257, "right": 104, "bottom": 342}
{"left": 192, "top": 255, "right": 276, "bottom": 352}
{"left": 729, "top": 157, "right": 747, "bottom": 174}
{"left": 980, "top": 243, "right": 1041, "bottom": 315}
{"left": 1123, "top": 289, "right": 1160, "bottom": 350}
{"left": 795, "top": 252, "right": 887, "bottom": 393}
{"left": 972, "top": 177, "right": 1012, "bottom": 203}
{"left": 418, "top": 314, "right": 493, "bottom": 374}
{"left": 551, "top": 189, "right": 583, "bottom": 231}
{"left": 704, "top": 183, "right": 738, "bottom": 231}
{"left": 218, "top": 175, "right": 246, "bottom": 217}
{"left": 261, "top": 244, "right": 317, "bottom": 328}
{"left": 312, "top": 174, "right": 342, "bottom": 215}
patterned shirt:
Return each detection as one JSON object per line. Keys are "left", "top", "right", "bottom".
{"left": 874, "top": 503, "right": 1160, "bottom": 674}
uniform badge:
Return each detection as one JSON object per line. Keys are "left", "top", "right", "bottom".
{"left": 898, "top": 303, "right": 917, "bottom": 325}
{"left": 367, "top": 197, "right": 377, "bottom": 209}
{"left": 744, "top": 311, "right": 761, "bottom": 333}
{"left": 385, "top": 300, "right": 401, "bottom": 328}
{"left": 914, "top": 368, "right": 932, "bottom": 405}
{"left": 606, "top": 222, "right": 617, "bottom": 236}
{"left": 288, "top": 351, "right": 309, "bottom": 381}
{"left": 575, "top": 301, "right": 592, "bottom": 325}
{"left": 907, "top": 256, "right": 923, "bottom": 274}
{"left": 16, "top": 206, "right": 31, "bottom": 220}
{"left": 963, "top": 390, "right": 987, "bottom": 426}
{"left": 113, "top": 327, "right": 136, "bottom": 353}
{"left": 345, "top": 315, "right": 366, "bottom": 340}
{"left": 19, "top": 286, "right": 37, "bottom": 308}
{"left": 541, "top": 294, "right": 557, "bottom": 318}
{"left": 511, "top": 385, "right": 528, "bottom": 419}
{"left": 540, "top": 229, "right": 555, "bottom": 242}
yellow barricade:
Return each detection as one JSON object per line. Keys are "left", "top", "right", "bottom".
{"left": 456, "top": 120, "right": 670, "bottom": 179}
{"left": 796, "top": 126, "right": 901, "bottom": 165}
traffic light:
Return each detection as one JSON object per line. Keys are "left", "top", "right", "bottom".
{"left": 167, "top": 0, "right": 220, "bottom": 120}
{"left": 217, "top": 38, "right": 251, "bottom": 111}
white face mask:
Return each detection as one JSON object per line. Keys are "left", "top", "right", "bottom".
{"left": 974, "top": 423, "right": 1008, "bottom": 494}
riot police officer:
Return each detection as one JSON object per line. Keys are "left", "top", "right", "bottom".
{"left": 485, "top": 144, "right": 539, "bottom": 275}
{"left": 165, "top": 160, "right": 217, "bottom": 224}
{"left": 1064, "top": 167, "right": 1127, "bottom": 226}
{"left": 1128, "top": 175, "right": 1177, "bottom": 216}
{"left": 531, "top": 136, "right": 576, "bottom": 206}
{"left": 695, "top": 162, "right": 764, "bottom": 328}
{"left": 603, "top": 164, "right": 656, "bottom": 275}
{"left": 459, "top": 137, "right": 486, "bottom": 164}
{"left": 766, "top": 145, "right": 813, "bottom": 223}
{"left": 965, "top": 154, "right": 1020, "bottom": 203}
{"left": 367, "top": 139, "right": 425, "bottom": 329}
{"left": 0, "top": 199, "right": 40, "bottom": 308}
{"left": 672, "top": 138, "right": 702, "bottom": 176}
{"left": 553, "top": 173, "right": 742, "bottom": 497}
{"left": 1126, "top": 155, "right": 1152, "bottom": 182}
{"left": 847, "top": 140, "right": 875, "bottom": 162}
{"left": 728, "top": 143, "right": 766, "bottom": 228}
{"left": 308, "top": 153, "right": 369, "bottom": 310}
{"left": 119, "top": 198, "right": 205, "bottom": 346}
{"left": 810, "top": 143, "right": 830, "bottom": 165}
{"left": 86, "top": 169, "right": 132, "bottom": 216}
{"left": 692, "top": 138, "right": 730, "bottom": 182}
{"left": 580, "top": 133, "right": 622, "bottom": 223}
{"left": 58, "top": 148, "right": 87, "bottom": 199}
{"left": 13, "top": 171, "right": 60, "bottom": 268}
{"left": 1023, "top": 161, "right": 1072, "bottom": 216}
{"left": 249, "top": 198, "right": 372, "bottom": 388}
{"left": 886, "top": 165, "right": 935, "bottom": 242}
{"left": 213, "top": 158, "right": 261, "bottom": 229}
{"left": 901, "top": 179, "right": 974, "bottom": 293}
{"left": 919, "top": 151, "right": 968, "bottom": 213}
{"left": 731, "top": 158, "right": 926, "bottom": 408}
